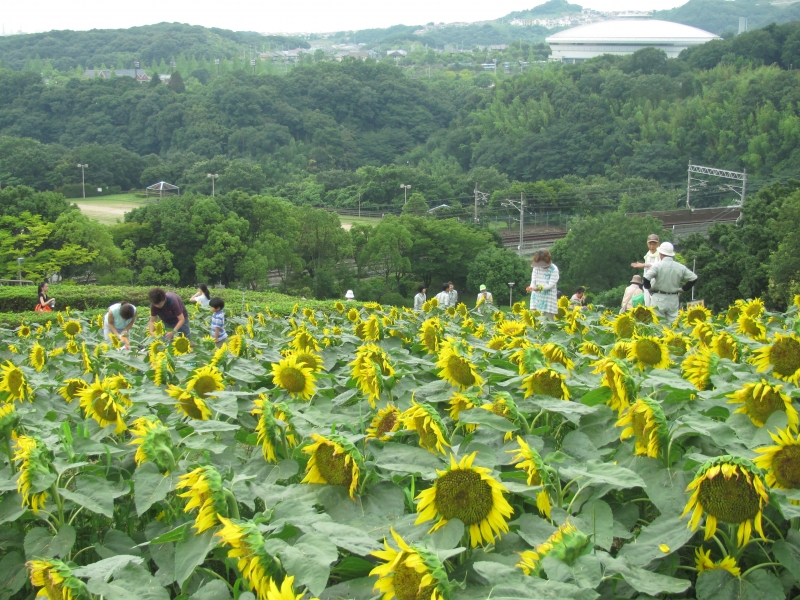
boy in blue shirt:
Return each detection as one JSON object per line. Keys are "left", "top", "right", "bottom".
{"left": 209, "top": 297, "right": 227, "bottom": 347}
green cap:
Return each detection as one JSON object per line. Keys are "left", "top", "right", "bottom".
{"left": 479, "top": 284, "right": 487, "bottom": 291}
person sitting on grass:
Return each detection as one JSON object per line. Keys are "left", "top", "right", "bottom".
{"left": 209, "top": 297, "right": 227, "bottom": 348}
{"left": 148, "top": 288, "right": 190, "bottom": 341}
{"left": 104, "top": 301, "right": 136, "bottom": 348}
{"left": 189, "top": 283, "right": 211, "bottom": 307}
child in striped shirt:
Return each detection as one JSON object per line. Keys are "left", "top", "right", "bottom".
{"left": 209, "top": 297, "right": 227, "bottom": 347}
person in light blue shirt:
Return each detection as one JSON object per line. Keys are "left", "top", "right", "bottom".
{"left": 209, "top": 297, "right": 228, "bottom": 348}
{"left": 104, "top": 302, "right": 137, "bottom": 346}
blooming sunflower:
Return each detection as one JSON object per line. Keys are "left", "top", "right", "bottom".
{"left": 57, "top": 378, "right": 87, "bottom": 403}
{"left": 695, "top": 548, "right": 741, "bottom": 577}
{"left": 266, "top": 575, "right": 308, "bottom": 600}
{"left": 681, "top": 456, "right": 768, "bottom": 547}
{"left": 401, "top": 399, "right": 450, "bottom": 455}
{"left": 177, "top": 466, "right": 229, "bottom": 533}
{"left": 711, "top": 332, "right": 739, "bottom": 362}
{"left": 626, "top": 335, "right": 671, "bottom": 370}
{"left": 62, "top": 319, "right": 82, "bottom": 338}
{"left": 611, "top": 340, "right": 631, "bottom": 360}
{"left": 743, "top": 298, "right": 765, "bottom": 318}
{"left": 728, "top": 379, "right": 798, "bottom": 429}
{"left": 692, "top": 322, "right": 715, "bottom": 347}
{"left": 497, "top": 321, "right": 526, "bottom": 337}
{"left": 516, "top": 521, "right": 590, "bottom": 576}
{"left": 507, "top": 436, "right": 552, "bottom": 517}
{"left": 347, "top": 307, "right": 361, "bottom": 322}
{"left": 167, "top": 385, "right": 213, "bottom": 421}
{"left": 0, "top": 403, "right": 19, "bottom": 436}
{"left": 435, "top": 338, "right": 483, "bottom": 391}
{"left": 129, "top": 416, "right": 175, "bottom": 472}
{"left": 371, "top": 528, "right": 451, "bottom": 600}
{"left": 591, "top": 356, "right": 637, "bottom": 414}
{"left": 563, "top": 307, "right": 586, "bottom": 335}
{"left": 0, "top": 361, "right": 33, "bottom": 402}
{"left": 630, "top": 304, "right": 658, "bottom": 324}
{"left": 448, "top": 392, "right": 481, "bottom": 432}
{"left": 541, "top": 343, "right": 574, "bottom": 371}
{"left": 366, "top": 404, "right": 401, "bottom": 441}
{"left": 284, "top": 349, "right": 324, "bottom": 373}
{"left": 753, "top": 333, "right": 800, "bottom": 385}
{"left": 487, "top": 335, "right": 507, "bottom": 351}
{"left": 683, "top": 305, "right": 713, "bottom": 327}
{"left": 14, "top": 435, "right": 52, "bottom": 513}
{"left": 290, "top": 326, "right": 321, "bottom": 353}
{"left": 419, "top": 317, "right": 442, "bottom": 353}
{"left": 754, "top": 426, "right": 800, "bottom": 495}
{"left": 27, "top": 558, "right": 86, "bottom": 600}
{"left": 16, "top": 323, "right": 31, "bottom": 338}
{"left": 227, "top": 334, "right": 244, "bottom": 357}
{"left": 78, "top": 377, "right": 130, "bottom": 433}
{"left": 662, "top": 328, "right": 690, "bottom": 355}
{"left": 522, "top": 368, "right": 570, "bottom": 400}
{"left": 681, "top": 347, "right": 719, "bottom": 391}
{"left": 216, "top": 516, "right": 278, "bottom": 600}
{"left": 28, "top": 343, "right": 46, "bottom": 372}
{"left": 350, "top": 343, "right": 395, "bottom": 405}
{"left": 171, "top": 334, "right": 192, "bottom": 356}
{"left": 416, "top": 452, "right": 513, "bottom": 547}
{"left": 151, "top": 351, "right": 174, "bottom": 386}
{"left": 737, "top": 314, "right": 767, "bottom": 342}
{"left": 271, "top": 354, "right": 316, "bottom": 401}
{"left": 612, "top": 313, "right": 637, "bottom": 339}
{"left": 302, "top": 433, "right": 363, "bottom": 500}
{"left": 355, "top": 315, "right": 382, "bottom": 341}
{"left": 509, "top": 345, "right": 545, "bottom": 375}
{"left": 615, "top": 398, "right": 668, "bottom": 458}
{"left": 252, "top": 394, "right": 298, "bottom": 462}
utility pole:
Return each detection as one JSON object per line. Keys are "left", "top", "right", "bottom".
{"left": 215, "top": 58, "right": 220, "bottom": 76}
{"left": 77, "top": 163, "right": 88, "bottom": 198}
{"left": 207, "top": 173, "right": 219, "bottom": 196}
{"left": 358, "top": 192, "right": 361, "bottom": 218}
{"left": 519, "top": 192, "right": 524, "bottom": 256}
{"left": 474, "top": 182, "right": 479, "bottom": 223}
{"left": 400, "top": 184, "right": 411, "bottom": 204}
{"left": 686, "top": 159, "right": 691, "bottom": 208}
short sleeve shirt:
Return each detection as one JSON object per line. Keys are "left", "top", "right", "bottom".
{"left": 151, "top": 293, "right": 188, "bottom": 327}
{"left": 211, "top": 310, "right": 227, "bottom": 340}
{"left": 105, "top": 303, "right": 137, "bottom": 331}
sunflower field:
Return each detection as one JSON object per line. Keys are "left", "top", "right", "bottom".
{"left": 3, "top": 296, "right": 800, "bottom": 600}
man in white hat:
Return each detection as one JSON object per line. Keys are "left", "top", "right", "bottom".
{"left": 643, "top": 242, "right": 697, "bottom": 323}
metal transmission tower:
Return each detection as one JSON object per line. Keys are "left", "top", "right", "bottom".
{"left": 473, "top": 183, "right": 490, "bottom": 224}
{"left": 501, "top": 193, "right": 525, "bottom": 256}
{"left": 686, "top": 161, "right": 747, "bottom": 208}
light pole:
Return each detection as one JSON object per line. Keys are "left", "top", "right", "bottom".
{"left": 77, "top": 164, "right": 88, "bottom": 198}
{"left": 207, "top": 173, "right": 219, "bottom": 197}
{"left": 17, "top": 257, "right": 23, "bottom": 284}
{"left": 507, "top": 282, "right": 515, "bottom": 307}
{"left": 400, "top": 184, "right": 411, "bottom": 205}
{"left": 215, "top": 58, "right": 220, "bottom": 76}
{"left": 250, "top": 58, "right": 256, "bottom": 74}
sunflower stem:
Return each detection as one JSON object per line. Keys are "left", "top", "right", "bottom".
{"left": 741, "top": 562, "right": 781, "bottom": 578}
{"left": 2, "top": 429, "right": 16, "bottom": 473}
{"left": 223, "top": 489, "right": 240, "bottom": 521}
{"left": 762, "top": 514, "right": 784, "bottom": 540}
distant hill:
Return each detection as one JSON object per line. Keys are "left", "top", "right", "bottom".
{"left": 503, "top": 0, "right": 584, "bottom": 21}
{"left": 654, "top": 0, "right": 800, "bottom": 35}
{"left": 0, "top": 22, "right": 309, "bottom": 71}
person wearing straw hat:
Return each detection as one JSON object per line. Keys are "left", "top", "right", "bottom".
{"left": 631, "top": 233, "right": 662, "bottom": 306}
{"left": 527, "top": 249, "right": 559, "bottom": 319}
{"left": 620, "top": 275, "right": 644, "bottom": 313}
{"left": 643, "top": 242, "right": 697, "bottom": 323}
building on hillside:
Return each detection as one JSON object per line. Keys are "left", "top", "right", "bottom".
{"left": 546, "top": 15, "right": 719, "bottom": 63}
{"left": 83, "top": 69, "right": 151, "bottom": 82}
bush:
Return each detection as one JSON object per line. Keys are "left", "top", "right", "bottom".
{"left": 592, "top": 284, "right": 626, "bottom": 309}
{"left": 379, "top": 291, "right": 407, "bottom": 307}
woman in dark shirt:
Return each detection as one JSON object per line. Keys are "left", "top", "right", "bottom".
{"left": 36, "top": 282, "right": 55, "bottom": 312}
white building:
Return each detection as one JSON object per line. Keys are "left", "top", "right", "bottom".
{"left": 546, "top": 16, "right": 719, "bottom": 64}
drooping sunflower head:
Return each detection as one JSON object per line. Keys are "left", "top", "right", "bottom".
{"left": 371, "top": 528, "right": 452, "bottom": 600}
{"left": 401, "top": 399, "right": 450, "bottom": 455}
{"left": 737, "top": 314, "right": 767, "bottom": 341}
{"left": 28, "top": 343, "right": 46, "bottom": 372}
{"left": 728, "top": 379, "right": 798, "bottom": 429}
{"left": 302, "top": 433, "right": 363, "bottom": 500}
{"left": 754, "top": 426, "right": 800, "bottom": 491}
{"left": 682, "top": 455, "right": 768, "bottom": 547}
{"left": 186, "top": 365, "right": 225, "bottom": 399}
{"left": 355, "top": 315, "right": 383, "bottom": 342}
{"left": 612, "top": 313, "right": 637, "bottom": 339}
{"left": 509, "top": 345, "right": 545, "bottom": 375}
{"left": 481, "top": 392, "right": 521, "bottom": 439}
{"left": 168, "top": 385, "right": 213, "bottom": 421}
{"left": 591, "top": 356, "right": 637, "bottom": 414}
{"left": 416, "top": 452, "right": 514, "bottom": 548}
{"left": 62, "top": 319, "right": 82, "bottom": 338}
{"left": 58, "top": 378, "right": 88, "bottom": 403}
{"left": 662, "top": 328, "right": 690, "bottom": 355}
{"left": 129, "top": 416, "right": 175, "bottom": 473}
{"left": 366, "top": 404, "right": 401, "bottom": 441}
{"left": 753, "top": 333, "right": 800, "bottom": 385}
{"left": 78, "top": 377, "right": 130, "bottom": 433}
{"left": 14, "top": 435, "right": 52, "bottom": 513}
{"left": 0, "top": 402, "right": 20, "bottom": 437}
{"left": 0, "top": 361, "right": 33, "bottom": 402}
{"left": 419, "top": 317, "right": 442, "bottom": 354}
{"left": 151, "top": 351, "right": 174, "bottom": 386}
{"left": 541, "top": 342, "right": 574, "bottom": 371}
{"left": 612, "top": 340, "right": 631, "bottom": 360}
{"left": 616, "top": 398, "right": 668, "bottom": 458}
{"left": 522, "top": 367, "right": 570, "bottom": 400}
{"left": 271, "top": 354, "right": 317, "bottom": 401}
{"left": 711, "top": 332, "right": 739, "bottom": 362}
{"left": 171, "top": 334, "right": 192, "bottom": 356}
{"left": 516, "top": 521, "right": 590, "bottom": 577}
{"left": 681, "top": 347, "right": 719, "bottom": 391}
{"left": 216, "top": 516, "right": 278, "bottom": 600}
{"left": 726, "top": 302, "right": 743, "bottom": 325}
{"left": 435, "top": 338, "right": 483, "bottom": 391}
{"left": 28, "top": 558, "right": 86, "bottom": 600}
{"left": 695, "top": 548, "right": 741, "bottom": 578}
{"left": 627, "top": 335, "right": 671, "bottom": 370}
{"left": 579, "top": 340, "right": 603, "bottom": 357}
{"left": 691, "top": 322, "right": 715, "bottom": 347}
{"left": 177, "top": 465, "right": 228, "bottom": 532}
{"left": 507, "top": 436, "right": 551, "bottom": 517}
{"left": 448, "top": 392, "right": 481, "bottom": 427}
{"left": 630, "top": 305, "right": 658, "bottom": 324}
{"left": 683, "top": 305, "right": 713, "bottom": 327}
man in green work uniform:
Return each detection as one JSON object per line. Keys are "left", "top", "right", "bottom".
{"left": 643, "top": 242, "right": 697, "bottom": 324}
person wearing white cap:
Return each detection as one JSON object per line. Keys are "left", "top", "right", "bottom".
{"left": 345, "top": 290, "right": 355, "bottom": 300}
{"left": 631, "top": 233, "right": 662, "bottom": 306}
{"left": 643, "top": 242, "right": 697, "bottom": 323}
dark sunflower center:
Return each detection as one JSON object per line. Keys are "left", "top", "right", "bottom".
{"left": 632, "top": 307, "right": 654, "bottom": 324}
{"left": 415, "top": 417, "right": 440, "bottom": 449}
{"left": 716, "top": 337, "right": 736, "bottom": 360}
{"left": 491, "top": 402, "right": 509, "bottom": 418}
{"left": 43, "top": 575, "right": 64, "bottom": 600}
{"left": 423, "top": 328, "right": 437, "bottom": 351}
{"left": 632, "top": 409, "right": 649, "bottom": 445}
{"left": 771, "top": 445, "right": 800, "bottom": 489}
{"left": 745, "top": 388, "right": 786, "bottom": 425}
{"left": 668, "top": 337, "right": 688, "bottom": 351}
{"left": 434, "top": 469, "right": 493, "bottom": 525}
{"left": 742, "top": 318, "right": 761, "bottom": 335}
{"left": 635, "top": 340, "right": 662, "bottom": 365}
{"left": 67, "top": 382, "right": 85, "bottom": 399}
{"left": 728, "top": 307, "right": 742, "bottom": 322}
{"left": 376, "top": 412, "right": 398, "bottom": 437}
{"left": 771, "top": 338, "right": 800, "bottom": 379}
{"left": 687, "top": 310, "right": 707, "bottom": 324}
{"left": 697, "top": 471, "right": 760, "bottom": 523}
{"left": 279, "top": 368, "right": 307, "bottom": 393}
{"left": 296, "top": 354, "right": 318, "bottom": 371}
{"left": 180, "top": 396, "right": 205, "bottom": 419}
{"left": 392, "top": 561, "right": 435, "bottom": 600}
{"left": 7, "top": 370, "right": 24, "bottom": 395}
{"left": 616, "top": 317, "right": 635, "bottom": 339}
{"left": 65, "top": 323, "right": 80, "bottom": 336}
{"left": 446, "top": 356, "right": 476, "bottom": 387}
{"left": 174, "top": 338, "right": 190, "bottom": 352}
{"left": 314, "top": 443, "right": 353, "bottom": 488}
{"left": 531, "top": 372, "right": 566, "bottom": 399}
{"left": 193, "top": 375, "right": 219, "bottom": 398}
{"left": 92, "top": 392, "right": 119, "bottom": 422}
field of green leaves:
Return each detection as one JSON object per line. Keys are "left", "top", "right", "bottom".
{"left": 3, "top": 294, "right": 800, "bottom": 600}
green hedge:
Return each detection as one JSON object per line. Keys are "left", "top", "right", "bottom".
{"left": 0, "top": 285, "right": 351, "bottom": 319}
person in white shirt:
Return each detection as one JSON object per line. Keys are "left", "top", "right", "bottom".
{"left": 189, "top": 284, "right": 211, "bottom": 307}
{"left": 104, "top": 302, "right": 137, "bottom": 347}
{"left": 434, "top": 283, "right": 451, "bottom": 308}
{"left": 620, "top": 275, "right": 644, "bottom": 313}
{"left": 413, "top": 285, "right": 427, "bottom": 310}
{"left": 631, "top": 234, "right": 661, "bottom": 306}
{"left": 447, "top": 282, "right": 458, "bottom": 306}
{"left": 569, "top": 286, "right": 586, "bottom": 307}
{"left": 476, "top": 284, "right": 493, "bottom": 305}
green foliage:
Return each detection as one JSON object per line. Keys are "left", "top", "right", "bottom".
{"left": 401, "top": 192, "right": 428, "bottom": 216}
{"left": 655, "top": 0, "right": 800, "bottom": 36}
{"left": 466, "top": 246, "right": 530, "bottom": 305}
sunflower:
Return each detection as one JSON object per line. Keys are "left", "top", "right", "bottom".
{"left": 171, "top": 334, "right": 192, "bottom": 356}
{"left": 753, "top": 333, "right": 800, "bottom": 385}
{"left": 487, "top": 335, "right": 507, "bottom": 351}
{"left": 725, "top": 302, "right": 743, "bottom": 325}
{"left": 516, "top": 522, "right": 590, "bottom": 576}
{"left": 615, "top": 398, "right": 668, "bottom": 458}
{"left": 129, "top": 416, "right": 175, "bottom": 472}
{"left": 185, "top": 365, "right": 225, "bottom": 399}
{"left": 695, "top": 548, "right": 741, "bottom": 577}
{"left": 216, "top": 516, "right": 278, "bottom": 600}
{"left": 27, "top": 558, "right": 86, "bottom": 600}
{"left": 0, "top": 403, "right": 19, "bottom": 436}
{"left": 591, "top": 357, "right": 637, "bottom": 414}
{"left": 151, "top": 352, "right": 174, "bottom": 386}
{"left": 58, "top": 378, "right": 87, "bottom": 403}
{"left": 419, "top": 317, "right": 442, "bottom": 353}
{"left": 578, "top": 340, "right": 603, "bottom": 357}
{"left": 520, "top": 309, "right": 536, "bottom": 328}
{"left": 612, "top": 340, "right": 631, "bottom": 359}
{"left": 0, "top": 361, "right": 32, "bottom": 402}
{"left": 371, "top": 528, "right": 451, "bottom": 600}
{"left": 302, "top": 433, "right": 363, "bottom": 500}
{"left": 612, "top": 313, "right": 636, "bottom": 339}
{"left": 630, "top": 304, "right": 658, "bottom": 324}
{"left": 510, "top": 345, "right": 545, "bottom": 375}
{"left": 737, "top": 314, "right": 767, "bottom": 341}
{"left": 271, "top": 354, "right": 316, "bottom": 401}
{"left": 481, "top": 392, "right": 521, "bottom": 441}
{"left": 692, "top": 322, "right": 715, "bottom": 347}
{"left": 16, "top": 323, "right": 31, "bottom": 338}
{"left": 563, "top": 307, "right": 586, "bottom": 335}
{"left": 284, "top": 349, "right": 324, "bottom": 372}
{"left": 78, "top": 377, "right": 130, "bottom": 433}
{"left": 497, "top": 321, "right": 526, "bottom": 337}
{"left": 350, "top": 343, "right": 395, "bottom": 405}
{"left": 252, "top": 394, "right": 298, "bottom": 462}
{"left": 682, "top": 347, "right": 719, "bottom": 391}
{"left": 626, "top": 335, "right": 670, "bottom": 370}
{"left": 289, "top": 326, "right": 321, "bottom": 353}
{"left": 711, "top": 332, "right": 739, "bottom": 362}
{"left": 227, "top": 334, "right": 244, "bottom": 357}
{"left": 167, "top": 385, "right": 213, "bottom": 420}
{"left": 366, "top": 404, "right": 401, "bottom": 441}
{"left": 416, "top": 452, "right": 513, "bottom": 547}
{"left": 355, "top": 315, "right": 382, "bottom": 341}
{"left": 62, "top": 319, "right": 82, "bottom": 338}
{"left": 541, "top": 342, "right": 574, "bottom": 371}
{"left": 401, "top": 399, "right": 450, "bottom": 455}
{"left": 556, "top": 296, "right": 570, "bottom": 318}
{"left": 347, "top": 308, "right": 361, "bottom": 322}
{"left": 682, "top": 456, "right": 768, "bottom": 547}
{"left": 265, "top": 575, "right": 308, "bottom": 600}
{"left": 507, "top": 436, "right": 552, "bottom": 517}
{"left": 27, "top": 343, "right": 46, "bottom": 372}
{"left": 522, "top": 368, "right": 570, "bottom": 400}
{"left": 14, "top": 435, "right": 52, "bottom": 513}
{"left": 448, "top": 392, "right": 481, "bottom": 432}
{"left": 435, "top": 338, "right": 483, "bottom": 391}
{"left": 743, "top": 298, "right": 765, "bottom": 318}
{"left": 753, "top": 426, "right": 800, "bottom": 496}
{"left": 683, "top": 305, "right": 713, "bottom": 327}
{"left": 210, "top": 344, "right": 228, "bottom": 367}
{"left": 728, "top": 380, "right": 798, "bottom": 429}
{"left": 662, "top": 328, "right": 691, "bottom": 355}
{"left": 177, "top": 466, "right": 229, "bottom": 533}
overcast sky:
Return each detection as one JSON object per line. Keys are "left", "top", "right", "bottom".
{"left": 1, "top": 0, "right": 689, "bottom": 35}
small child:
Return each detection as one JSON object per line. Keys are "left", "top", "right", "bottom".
{"left": 209, "top": 297, "right": 227, "bottom": 347}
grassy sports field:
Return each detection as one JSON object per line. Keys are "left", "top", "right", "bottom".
{"left": 73, "top": 192, "right": 150, "bottom": 224}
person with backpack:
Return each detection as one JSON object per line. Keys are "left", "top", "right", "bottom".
{"left": 620, "top": 275, "right": 644, "bottom": 313}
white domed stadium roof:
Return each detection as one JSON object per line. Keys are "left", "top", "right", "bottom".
{"left": 546, "top": 18, "right": 719, "bottom": 45}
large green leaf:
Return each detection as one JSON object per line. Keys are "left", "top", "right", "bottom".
{"left": 696, "top": 568, "right": 784, "bottom": 600}
{"left": 0, "top": 551, "right": 26, "bottom": 598}
{"left": 558, "top": 461, "right": 645, "bottom": 490}
{"left": 0, "top": 493, "right": 26, "bottom": 524}
{"left": 530, "top": 399, "right": 600, "bottom": 424}
{"left": 772, "top": 529, "right": 800, "bottom": 584}
{"left": 72, "top": 555, "right": 146, "bottom": 580}
{"left": 24, "top": 525, "right": 75, "bottom": 559}
{"left": 370, "top": 442, "right": 445, "bottom": 478}
{"left": 278, "top": 533, "right": 339, "bottom": 597}
{"left": 58, "top": 474, "right": 128, "bottom": 518}
{"left": 190, "top": 580, "right": 231, "bottom": 600}
{"left": 174, "top": 527, "right": 219, "bottom": 587}
{"left": 87, "top": 563, "right": 170, "bottom": 600}
{"left": 311, "top": 521, "right": 381, "bottom": 555}
{"left": 617, "top": 515, "right": 696, "bottom": 566}
{"left": 541, "top": 554, "right": 602, "bottom": 589}
{"left": 133, "top": 462, "right": 177, "bottom": 516}
{"left": 458, "top": 408, "right": 518, "bottom": 432}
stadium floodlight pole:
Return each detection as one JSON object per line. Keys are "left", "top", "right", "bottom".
{"left": 77, "top": 164, "right": 88, "bottom": 198}
{"left": 17, "top": 257, "right": 23, "bottom": 285}
{"left": 400, "top": 184, "right": 411, "bottom": 205}
{"left": 207, "top": 173, "right": 219, "bottom": 197}
{"left": 508, "top": 282, "right": 515, "bottom": 307}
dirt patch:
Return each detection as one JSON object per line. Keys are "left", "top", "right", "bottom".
{"left": 75, "top": 202, "right": 140, "bottom": 224}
